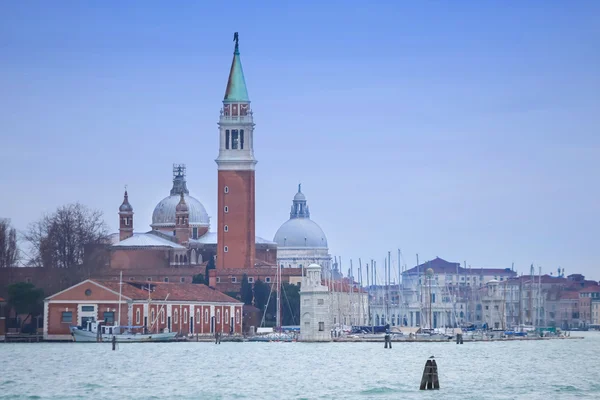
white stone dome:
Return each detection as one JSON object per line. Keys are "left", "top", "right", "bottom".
{"left": 151, "top": 194, "right": 209, "bottom": 228}
{"left": 274, "top": 218, "right": 328, "bottom": 248}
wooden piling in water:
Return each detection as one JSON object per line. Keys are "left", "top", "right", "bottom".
{"left": 384, "top": 333, "right": 392, "bottom": 349}
{"left": 112, "top": 335, "right": 116, "bottom": 351}
{"left": 419, "top": 357, "right": 440, "bottom": 390}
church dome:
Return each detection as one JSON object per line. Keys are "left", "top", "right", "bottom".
{"left": 152, "top": 194, "right": 209, "bottom": 228}
{"left": 274, "top": 218, "right": 328, "bottom": 248}
{"left": 273, "top": 185, "right": 328, "bottom": 248}
{"left": 151, "top": 165, "right": 209, "bottom": 229}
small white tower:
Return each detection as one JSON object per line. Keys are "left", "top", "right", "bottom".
{"left": 299, "top": 263, "right": 332, "bottom": 342}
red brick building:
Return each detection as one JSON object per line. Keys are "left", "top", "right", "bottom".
{"left": 43, "top": 279, "right": 242, "bottom": 341}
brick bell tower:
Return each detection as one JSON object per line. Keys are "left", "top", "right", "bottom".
{"left": 216, "top": 32, "right": 256, "bottom": 270}
{"left": 118, "top": 189, "right": 134, "bottom": 241}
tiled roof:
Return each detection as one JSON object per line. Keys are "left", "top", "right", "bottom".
{"left": 559, "top": 291, "right": 580, "bottom": 300}
{"left": 404, "top": 257, "right": 517, "bottom": 277}
{"left": 579, "top": 285, "right": 600, "bottom": 293}
{"left": 112, "top": 233, "right": 185, "bottom": 249}
{"left": 404, "top": 257, "right": 460, "bottom": 274}
{"left": 94, "top": 280, "right": 241, "bottom": 303}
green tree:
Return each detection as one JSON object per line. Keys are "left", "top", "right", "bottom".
{"left": 253, "top": 279, "right": 270, "bottom": 312}
{"left": 281, "top": 283, "right": 300, "bottom": 326}
{"left": 7, "top": 282, "right": 44, "bottom": 330}
{"left": 192, "top": 273, "right": 205, "bottom": 284}
{"left": 241, "top": 274, "right": 253, "bottom": 305}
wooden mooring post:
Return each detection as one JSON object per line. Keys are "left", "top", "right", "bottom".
{"left": 111, "top": 335, "right": 116, "bottom": 351}
{"left": 456, "top": 333, "right": 463, "bottom": 344}
{"left": 384, "top": 333, "right": 392, "bottom": 349}
{"left": 419, "top": 357, "right": 440, "bottom": 390}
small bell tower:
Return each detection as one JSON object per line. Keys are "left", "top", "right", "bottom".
{"left": 175, "top": 193, "right": 190, "bottom": 245}
{"left": 119, "top": 189, "right": 134, "bottom": 241}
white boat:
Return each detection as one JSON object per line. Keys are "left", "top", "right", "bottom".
{"left": 70, "top": 320, "right": 177, "bottom": 342}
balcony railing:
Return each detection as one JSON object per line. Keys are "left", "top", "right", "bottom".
{"left": 219, "top": 115, "right": 254, "bottom": 123}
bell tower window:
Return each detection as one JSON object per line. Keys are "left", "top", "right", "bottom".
{"left": 226, "top": 130, "right": 230, "bottom": 149}
{"left": 231, "top": 130, "right": 239, "bottom": 149}
{"left": 240, "top": 130, "right": 244, "bottom": 150}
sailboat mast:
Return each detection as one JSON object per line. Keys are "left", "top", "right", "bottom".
{"left": 350, "top": 259, "right": 354, "bottom": 325}
{"left": 397, "top": 249, "right": 401, "bottom": 326}
{"left": 276, "top": 259, "right": 281, "bottom": 330}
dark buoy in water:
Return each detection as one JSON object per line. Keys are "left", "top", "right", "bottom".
{"left": 419, "top": 356, "right": 440, "bottom": 390}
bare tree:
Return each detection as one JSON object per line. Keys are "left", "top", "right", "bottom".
{"left": 0, "top": 218, "right": 19, "bottom": 267}
{"left": 24, "top": 203, "right": 109, "bottom": 268}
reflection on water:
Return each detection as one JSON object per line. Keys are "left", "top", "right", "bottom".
{"left": 1, "top": 332, "right": 599, "bottom": 399}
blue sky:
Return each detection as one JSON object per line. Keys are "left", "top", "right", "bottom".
{"left": 1, "top": 1, "right": 599, "bottom": 280}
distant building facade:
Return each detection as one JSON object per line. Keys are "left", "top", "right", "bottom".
{"left": 43, "top": 279, "right": 242, "bottom": 341}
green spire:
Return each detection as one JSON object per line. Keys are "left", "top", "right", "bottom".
{"left": 224, "top": 32, "right": 249, "bottom": 102}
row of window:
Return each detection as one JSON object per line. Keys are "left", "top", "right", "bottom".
{"left": 145, "top": 277, "right": 187, "bottom": 283}
{"left": 215, "top": 276, "right": 270, "bottom": 283}
{"left": 141, "top": 308, "right": 240, "bottom": 325}
{"left": 61, "top": 310, "right": 114, "bottom": 323}
{"left": 63, "top": 308, "right": 240, "bottom": 325}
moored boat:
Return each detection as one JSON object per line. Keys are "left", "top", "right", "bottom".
{"left": 70, "top": 320, "right": 177, "bottom": 342}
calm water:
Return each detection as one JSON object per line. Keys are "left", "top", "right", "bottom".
{"left": 1, "top": 333, "right": 600, "bottom": 400}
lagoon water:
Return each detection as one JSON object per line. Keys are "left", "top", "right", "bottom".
{"left": 1, "top": 332, "right": 600, "bottom": 400}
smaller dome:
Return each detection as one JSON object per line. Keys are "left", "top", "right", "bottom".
{"left": 294, "top": 191, "right": 306, "bottom": 201}
{"left": 176, "top": 193, "right": 189, "bottom": 213}
{"left": 119, "top": 203, "right": 133, "bottom": 212}
{"left": 293, "top": 183, "right": 306, "bottom": 201}
{"left": 119, "top": 191, "right": 133, "bottom": 213}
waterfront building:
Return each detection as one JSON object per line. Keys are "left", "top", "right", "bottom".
{"left": 578, "top": 285, "right": 600, "bottom": 328}
{"left": 591, "top": 299, "right": 600, "bottom": 328}
{"left": 480, "top": 280, "right": 505, "bottom": 330}
{"left": 299, "top": 264, "right": 331, "bottom": 341}
{"left": 43, "top": 279, "right": 242, "bottom": 341}
{"left": 387, "top": 257, "right": 517, "bottom": 328}
{"left": 329, "top": 278, "right": 369, "bottom": 327}
{"left": 273, "top": 185, "right": 332, "bottom": 274}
